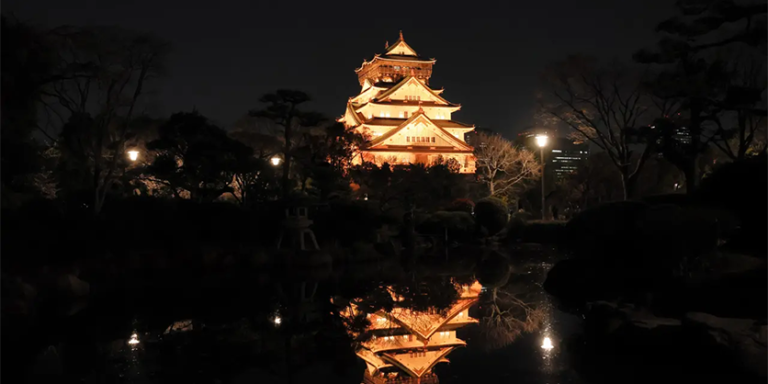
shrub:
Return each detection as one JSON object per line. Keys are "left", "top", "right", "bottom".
{"left": 417, "top": 211, "right": 475, "bottom": 240}
{"left": 695, "top": 153, "right": 767, "bottom": 254}
{"left": 446, "top": 198, "right": 475, "bottom": 214}
{"left": 474, "top": 197, "right": 508, "bottom": 236}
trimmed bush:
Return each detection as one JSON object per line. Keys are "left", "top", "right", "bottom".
{"left": 474, "top": 197, "right": 508, "bottom": 236}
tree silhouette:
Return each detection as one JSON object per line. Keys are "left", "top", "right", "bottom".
{"left": 1, "top": 16, "right": 78, "bottom": 202}
{"left": 249, "top": 90, "right": 326, "bottom": 197}
{"left": 291, "top": 122, "right": 366, "bottom": 198}
{"left": 634, "top": 0, "right": 767, "bottom": 190}
{"left": 144, "top": 111, "right": 254, "bottom": 202}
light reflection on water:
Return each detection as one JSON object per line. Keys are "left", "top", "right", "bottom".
{"left": 541, "top": 336, "right": 554, "bottom": 350}
{"left": 22, "top": 248, "right": 585, "bottom": 384}
{"left": 535, "top": 266, "right": 558, "bottom": 377}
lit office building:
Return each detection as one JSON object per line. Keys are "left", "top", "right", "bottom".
{"left": 516, "top": 131, "right": 589, "bottom": 182}
{"left": 549, "top": 138, "right": 589, "bottom": 181}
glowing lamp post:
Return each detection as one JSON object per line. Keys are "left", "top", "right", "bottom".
{"left": 535, "top": 134, "right": 548, "bottom": 221}
{"left": 270, "top": 156, "right": 282, "bottom": 166}
{"left": 127, "top": 150, "right": 140, "bottom": 162}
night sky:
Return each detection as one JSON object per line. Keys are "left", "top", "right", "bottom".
{"left": 5, "top": 0, "right": 674, "bottom": 137}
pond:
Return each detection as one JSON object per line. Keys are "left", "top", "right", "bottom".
{"left": 11, "top": 248, "right": 584, "bottom": 384}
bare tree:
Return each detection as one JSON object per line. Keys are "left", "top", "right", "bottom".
{"left": 540, "top": 57, "right": 653, "bottom": 200}
{"left": 43, "top": 25, "right": 169, "bottom": 214}
{"left": 474, "top": 132, "right": 541, "bottom": 197}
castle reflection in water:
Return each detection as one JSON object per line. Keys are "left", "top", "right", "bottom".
{"left": 340, "top": 281, "right": 482, "bottom": 384}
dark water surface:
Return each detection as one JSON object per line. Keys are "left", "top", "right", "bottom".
{"left": 13, "top": 248, "right": 587, "bottom": 384}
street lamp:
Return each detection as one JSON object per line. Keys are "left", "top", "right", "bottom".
{"left": 270, "top": 156, "right": 282, "bottom": 166}
{"left": 127, "top": 150, "right": 139, "bottom": 162}
{"left": 536, "top": 135, "right": 548, "bottom": 221}
{"left": 541, "top": 336, "right": 554, "bottom": 351}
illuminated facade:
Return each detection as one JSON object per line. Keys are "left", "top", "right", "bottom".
{"left": 339, "top": 32, "right": 476, "bottom": 173}
{"left": 341, "top": 281, "right": 482, "bottom": 384}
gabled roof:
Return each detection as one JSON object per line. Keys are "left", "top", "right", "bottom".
{"left": 384, "top": 31, "right": 418, "bottom": 57}
{"left": 363, "top": 333, "right": 466, "bottom": 354}
{"left": 381, "top": 347, "right": 456, "bottom": 378}
{"left": 374, "top": 76, "right": 452, "bottom": 105}
{"left": 362, "top": 118, "right": 474, "bottom": 130}
{"left": 367, "top": 112, "right": 474, "bottom": 152}
{"left": 380, "top": 297, "right": 478, "bottom": 341}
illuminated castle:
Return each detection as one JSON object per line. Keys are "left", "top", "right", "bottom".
{"left": 341, "top": 281, "right": 482, "bottom": 384}
{"left": 339, "top": 32, "right": 476, "bottom": 173}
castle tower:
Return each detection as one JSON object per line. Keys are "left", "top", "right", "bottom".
{"left": 339, "top": 32, "right": 476, "bottom": 173}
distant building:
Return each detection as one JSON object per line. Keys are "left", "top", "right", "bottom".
{"left": 464, "top": 127, "right": 494, "bottom": 149}
{"left": 548, "top": 138, "right": 589, "bottom": 182}
{"left": 516, "top": 130, "right": 589, "bottom": 182}
{"left": 674, "top": 126, "right": 692, "bottom": 145}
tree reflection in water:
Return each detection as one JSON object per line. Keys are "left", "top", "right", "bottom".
{"left": 475, "top": 250, "right": 547, "bottom": 351}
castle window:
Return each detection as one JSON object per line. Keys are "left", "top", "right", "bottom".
{"left": 407, "top": 137, "right": 410, "bottom": 142}
{"left": 431, "top": 137, "right": 436, "bottom": 143}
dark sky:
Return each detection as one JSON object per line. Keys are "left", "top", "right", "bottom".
{"left": 5, "top": 0, "right": 674, "bottom": 137}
